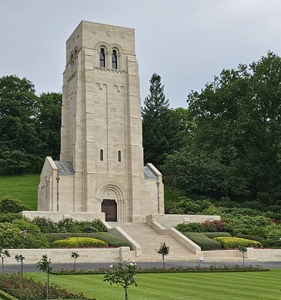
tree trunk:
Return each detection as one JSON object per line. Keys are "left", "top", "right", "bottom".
{"left": 162, "top": 255, "right": 165, "bottom": 269}
{"left": 1, "top": 258, "right": 4, "bottom": 275}
{"left": 125, "top": 286, "right": 128, "bottom": 300}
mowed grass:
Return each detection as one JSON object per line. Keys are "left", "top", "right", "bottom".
{"left": 0, "top": 174, "right": 39, "bottom": 210}
{"left": 28, "top": 270, "right": 281, "bottom": 300}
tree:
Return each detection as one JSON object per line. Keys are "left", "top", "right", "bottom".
{"left": 37, "top": 92, "right": 62, "bottom": 160}
{"left": 104, "top": 262, "right": 137, "bottom": 300}
{"left": 37, "top": 254, "right": 52, "bottom": 299}
{"left": 142, "top": 73, "right": 169, "bottom": 167}
{"left": 238, "top": 246, "right": 247, "bottom": 268}
{"left": 157, "top": 242, "right": 169, "bottom": 268}
{"left": 187, "top": 52, "right": 281, "bottom": 203}
{"left": 0, "top": 249, "right": 10, "bottom": 275}
{"left": 15, "top": 254, "right": 25, "bottom": 281}
{"left": 0, "top": 75, "right": 40, "bottom": 174}
{"left": 71, "top": 251, "right": 80, "bottom": 270}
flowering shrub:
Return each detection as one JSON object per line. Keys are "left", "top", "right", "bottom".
{"left": 0, "top": 274, "right": 91, "bottom": 299}
{"left": 201, "top": 220, "right": 226, "bottom": 232}
{"left": 31, "top": 217, "right": 107, "bottom": 233}
{"left": 0, "top": 220, "right": 48, "bottom": 249}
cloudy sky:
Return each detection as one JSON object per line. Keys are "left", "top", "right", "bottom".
{"left": 1, "top": 0, "right": 281, "bottom": 108}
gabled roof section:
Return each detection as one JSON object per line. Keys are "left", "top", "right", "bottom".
{"left": 144, "top": 165, "right": 158, "bottom": 179}
{"left": 54, "top": 161, "right": 75, "bottom": 175}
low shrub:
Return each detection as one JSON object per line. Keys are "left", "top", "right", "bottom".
{"left": 184, "top": 232, "right": 222, "bottom": 250}
{"left": 0, "top": 196, "right": 31, "bottom": 213}
{"left": 213, "top": 237, "right": 262, "bottom": 248}
{"left": 52, "top": 237, "right": 109, "bottom": 248}
{"left": 234, "top": 235, "right": 265, "bottom": 244}
{"left": 202, "top": 232, "right": 231, "bottom": 238}
{"left": 0, "top": 213, "right": 23, "bottom": 223}
{"left": 0, "top": 219, "right": 49, "bottom": 249}
{"left": 0, "top": 274, "right": 90, "bottom": 299}
{"left": 175, "top": 223, "right": 206, "bottom": 233}
{"left": 31, "top": 217, "right": 107, "bottom": 233}
{"left": 46, "top": 232, "right": 130, "bottom": 248}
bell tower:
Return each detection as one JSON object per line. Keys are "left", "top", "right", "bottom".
{"left": 38, "top": 21, "right": 164, "bottom": 222}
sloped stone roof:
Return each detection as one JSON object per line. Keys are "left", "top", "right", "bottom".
{"left": 54, "top": 161, "right": 75, "bottom": 175}
{"left": 144, "top": 165, "right": 158, "bottom": 179}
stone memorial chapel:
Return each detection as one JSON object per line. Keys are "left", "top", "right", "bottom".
{"left": 38, "top": 21, "right": 164, "bottom": 222}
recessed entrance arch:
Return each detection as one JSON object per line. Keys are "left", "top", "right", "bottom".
{"left": 101, "top": 199, "right": 117, "bottom": 222}
{"left": 98, "top": 183, "right": 126, "bottom": 222}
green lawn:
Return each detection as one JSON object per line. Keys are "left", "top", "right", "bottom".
{"left": 0, "top": 174, "right": 39, "bottom": 210}
{"left": 28, "top": 270, "right": 281, "bottom": 300}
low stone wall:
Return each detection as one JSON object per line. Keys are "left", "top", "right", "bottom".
{"left": 22, "top": 211, "right": 105, "bottom": 222}
{"left": 3, "top": 247, "right": 131, "bottom": 265}
{"left": 146, "top": 214, "right": 221, "bottom": 228}
{"left": 203, "top": 248, "right": 281, "bottom": 262}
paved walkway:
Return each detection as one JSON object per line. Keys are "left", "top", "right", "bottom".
{"left": 4, "top": 261, "right": 281, "bottom": 273}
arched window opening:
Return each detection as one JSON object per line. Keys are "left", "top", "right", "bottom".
{"left": 100, "top": 48, "right": 105, "bottom": 67}
{"left": 112, "top": 50, "right": 117, "bottom": 69}
{"left": 100, "top": 149, "right": 103, "bottom": 161}
{"left": 118, "top": 151, "right": 121, "bottom": 162}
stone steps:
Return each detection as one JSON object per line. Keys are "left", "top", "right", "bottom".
{"left": 108, "top": 222, "right": 199, "bottom": 262}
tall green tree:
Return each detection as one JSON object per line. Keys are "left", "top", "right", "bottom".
{"left": 186, "top": 51, "right": 281, "bottom": 203}
{"left": 142, "top": 74, "right": 188, "bottom": 167}
{"left": 37, "top": 92, "right": 62, "bottom": 160}
{"left": 0, "top": 75, "right": 40, "bottom": 174}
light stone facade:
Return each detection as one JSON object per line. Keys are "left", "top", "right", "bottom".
{"left": 38, "top": 21, "right": 164, "bottom": 222}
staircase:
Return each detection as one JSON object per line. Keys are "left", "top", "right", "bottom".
{"left": 108, "top": 222, "right": 199, "bottom": 262}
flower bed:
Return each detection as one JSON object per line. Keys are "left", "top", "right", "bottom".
{"left": 51, "top": 264, "right": 269, "bottom": 275}
{"left": 0, "top": 274, "right": 95, "bottom": 300}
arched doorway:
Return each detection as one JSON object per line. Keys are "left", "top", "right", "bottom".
{"left": 99, "top": 183, "right": 126, "bottom": 222}
{"left": 101, "top": 199, "right": 117, "bottom": 222}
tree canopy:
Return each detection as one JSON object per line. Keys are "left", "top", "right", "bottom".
{"left": 163, "top": 51, "right": 281, "bottom": 204}
{"left": 0, "top": 75, "right": 61, "bottom": 174}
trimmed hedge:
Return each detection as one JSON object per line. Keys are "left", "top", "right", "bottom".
{"left": 52, "top": 237, "right": 109, "bottom": 248}
{"left": 234, "top": 234, "right": 265, "bottom": 244}
{"left": 184, "top": 232, "right": 222, "bottom": 250}
{"left": 202, "top": 232, "right": 231, "bottom": 238}
{"left": 0, "top": 289, "right": 18, "bottom": 300}
{"left": 0, "top": 196, "right": 31, "bottom": 213}
{"left": 46, "top": 232, "right": 130, "bottom": 248}
{"left": 0, "top": 213, "right": 23, "bottom": 223}
{"left": 213, "top": 237, "right": 262, "bottom": 248}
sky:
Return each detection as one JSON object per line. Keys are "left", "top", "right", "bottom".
{"left": 1, "top": 0, "right": 281, "bottom": 108}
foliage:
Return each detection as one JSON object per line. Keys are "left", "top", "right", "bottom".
{"left": 45, "top": 232, "right": 130, "bottom": 248}
{"left": 175, "top": 220, "right": 226, "bottom": 233}
{"left": 71, "top": 252, "right": 80, "bottom": 270}
{"left": 202, "top": 232, "right": 231, "bottom": 238}
{"left": 52, "top": 237, "right": 109, "bottom": 248}
{"left": 157, "top": 242, "right": 169, "bottom": 268}
{"left": 162, "top": 145, "right": 225, "bottom": 198}
{"left": 52, "top": 264, "right": 267, "bottom": 275}
{"left": 104, "top": 262, "right": 137, "bottom": 300}
{"left": 223, "top": 215, "right": 271, "bottom": 236}
{"left": 213, "top": 237, "right": 262, "bottom": 248}
{"left": 37, "top": 254, "right": 52, "bottom": 299}
{"left": 31, "top": 217, "right": 107, "bottom": 233}
{"left": 0, "top": 196, "right": 31, "bottom": 213}
{"left": 0, "top": 249, "right": 10, "bottom": 275}
{"left": 234, "top": 235, "right": 265, "bottom": 244}
{"left": 183, "top": 232, "right": 222, "bottom": 250}
{"left": 14, "top": 254, "right": 25, "bottom": 281}
{"left": 0, "top": 274, "right": 90, "bottom": 299}
{"left": 0, "top": 219, "right": 49, "bottom": 249}
{"left": 185, "top": 52, "right": 281, "bottom": 203}
{"left": 0, "top": 213, "right": 23, "bottom": 223}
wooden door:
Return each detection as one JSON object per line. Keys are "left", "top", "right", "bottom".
{"left": 102, "top": 199, "right": 117, "bottom": 222}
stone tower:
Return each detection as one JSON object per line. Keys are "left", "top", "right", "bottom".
{"left": 38, "top": 21, "right": 164, "bottom": 222}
